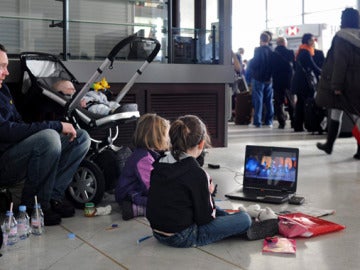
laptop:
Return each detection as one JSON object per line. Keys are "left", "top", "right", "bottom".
{"left": 225, "top": 145, "right": 299, "bottom": 204}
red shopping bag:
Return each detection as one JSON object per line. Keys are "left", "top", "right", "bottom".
{"left": 352, "top": 118, "right": 360, "bottom": 144}
{"left": 278, "top": 212, "right": 345, "bottom": 238}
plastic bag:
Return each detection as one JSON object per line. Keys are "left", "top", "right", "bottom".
{"left": 278, "top": 212, "right": 345, "bottom": 238}
{"left": 262, "top": 237, "right": 296, "bottom": 255}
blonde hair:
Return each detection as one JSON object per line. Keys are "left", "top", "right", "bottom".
{"left": 133, "top": 113, "right": 170, "bottom": 151}
{"left": 276, "top": 37, "right": 287, "bottom": 46}
{"left": 170, "top": 115, "right": 211, "bottom": 161}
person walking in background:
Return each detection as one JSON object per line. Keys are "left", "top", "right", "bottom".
{"left": 316, "top": 7, "right": 360, "bottom": 159}
{"left": 115, "top": 113, "right": 170, "bottom": 220}
{"left": 248, "top": 32, "right": 274, "bottom": 128}
{"left": 236, "top": 47, "right": 245, "bottom": 76}
{"left": 271, "top": 37, "right": 295, "bottom": 129}
{"left": 291, "top": 33, "right": 321, "bottom": 132}
{"left": 0, "top": 43, "right": 91, "bottom": 226}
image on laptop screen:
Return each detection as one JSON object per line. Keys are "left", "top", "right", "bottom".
{"left": 243, "top": 145, "right": 299, "bottom": 192}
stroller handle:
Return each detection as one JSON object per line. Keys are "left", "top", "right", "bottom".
{"left": 68, "top": 34, "right": 161, "bottom": 113}
{"left": 146, "top": 39, "right": 161, "bottom": 63}
{"left": 107, "top": 34, "right": 161, "bottom": 64}
{"left": 107, "top": 34, "right": 137, "bottom": 61}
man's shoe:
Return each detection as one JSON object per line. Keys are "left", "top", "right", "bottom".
{"left": 248, "top": 123, "right": 260, "bottom": 128}
{"left": 42, "top": 208, "right": 62, "bottom": 226}
{"left": 51, "top": 199, "right": 75, "bottom": 218}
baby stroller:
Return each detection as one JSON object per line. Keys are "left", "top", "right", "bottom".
{"left": 19, "top": 34, "right": 161, "bottom": 208}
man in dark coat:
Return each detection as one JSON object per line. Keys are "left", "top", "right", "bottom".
{"left": 316, "top": 7, "right": 360, "bottom": 159}
{"left": 271, "top": 37, "right": 295, "bottom": 129}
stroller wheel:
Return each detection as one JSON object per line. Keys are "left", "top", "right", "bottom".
{"left": 67, "top": 159, "right": 105, "bottom": 209}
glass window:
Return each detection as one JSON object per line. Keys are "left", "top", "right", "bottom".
{"left": 304, "top": 0, "right": 356, "bottom": 13}
{"left": 232, "top": 0, "right": 358, "bottom": 60}
{"left": 232, "top": 1, "right": 267, "bottom": 61}
{"left": 176, "top": 0, "right": 220, "bottom": 64}
{"left": 304, "top": 0, "right": 357, "bottom": 26}
{"left": 267, "top": 0, "right": 302, "bottom": 27}
{"left": 0, "top": 0, "right": 167, "bottom": 61}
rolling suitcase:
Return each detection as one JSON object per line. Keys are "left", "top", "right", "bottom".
{"left": 235, "top": 91, "right": 252, "bottom": 125}
{"left": 304, "top": 97, "right": 326, "bottom": 134}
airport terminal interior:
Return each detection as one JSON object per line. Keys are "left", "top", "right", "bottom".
{"left": 1, "top": 122, "right": 360, "bottom": 270}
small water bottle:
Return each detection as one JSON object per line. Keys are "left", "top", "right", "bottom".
{"left": 3, "top": 211, "right": 18, "bottom": 246}
{"left": 31, "top": 203, "right": 44, "bottom": 235}
{"left": 16, "top": 205, "right": 30, "bottom": 240}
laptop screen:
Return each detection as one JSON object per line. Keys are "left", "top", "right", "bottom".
{"left": 243, "top": 145, "right": 299, "bottom": 193}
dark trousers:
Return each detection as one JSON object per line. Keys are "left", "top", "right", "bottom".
{"left": 294, "top": 95, "right": 305, "bottom": 131}
{"left": 273, "top": 88, "right": 285, "bottom": 126}
{"left": 285, "top": 89, "right": 295, "bottom": 127}
{"left": 273, "top": 86, "right": 294, "bottom": 127}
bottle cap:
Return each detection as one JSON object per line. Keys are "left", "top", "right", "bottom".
{"left": 68, "top": 233, "right": 76, "bottom": 239}
{"left": 19, "top": 205, "right": 27, "bottom": 212}
{"left": 85, "top": 202, "right": 95, "bottom": 208}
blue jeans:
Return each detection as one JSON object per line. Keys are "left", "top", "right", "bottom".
{"left": 153, "top": 208, "right": 252, "bottom": 248}
{"left": 251, "top": 79, "right": 274, "bottom": 126}
{"left": 0, "top": 129, "right": 90, "bottom": 209}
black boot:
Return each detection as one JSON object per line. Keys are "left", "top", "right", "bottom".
{"left": 354, "top": 144, "right": 360, "bottom": 160}
{"left": 316, "top": 120, "right": 340, "bottom": 154}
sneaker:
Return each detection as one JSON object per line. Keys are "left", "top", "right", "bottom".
{"left": 263, "top": 124, "right": 273, "bottom": 128}
{"left": 248, "top": 123, "right": 260, "bottom": 128}
{"left": 42, "top": 208, "right": 62, "bottom": 226}
{"left": 51, "top": 199, "right": 75, "bottom": 218}
{"left": 121, "top": 200, "right": 134, "bottom": 221}
{"left": 246, "top": 219, "right": 279, "bottom": 240}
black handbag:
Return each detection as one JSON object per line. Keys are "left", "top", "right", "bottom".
{"left": 297, "top": 61, "right": 317, "bottom": 91}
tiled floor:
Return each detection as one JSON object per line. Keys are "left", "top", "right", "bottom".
{"left": 1, "top": 122, "right": 360, "bottom": 270}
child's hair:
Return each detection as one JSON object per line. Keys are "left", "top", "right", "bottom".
{"left": 133, "top": 113, "right": 170, "bottom": 151}
{"left": 170, "top": 115, "right": 211, "bottom": 161}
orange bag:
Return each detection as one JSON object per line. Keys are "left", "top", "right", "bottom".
{"left": 278, "top": 212, "right": 345, "bottom": 238}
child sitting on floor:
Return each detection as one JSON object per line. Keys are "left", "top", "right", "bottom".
{"left": 146, "top": 115, "right": 278, "bottom": 247}
{"left": 115, "top": 113, "right": 170, "bottom": 220}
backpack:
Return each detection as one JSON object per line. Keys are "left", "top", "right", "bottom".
{"left": 93, "top": 146, "right": 133, "bottom": 191}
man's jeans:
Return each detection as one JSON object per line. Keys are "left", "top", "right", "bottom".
{"left": 251, "top": 79, "right": 274, "bottom": 126}
{"left": 153, "top": 208, "right": 251, "bottom": 248}
{"left": 0, "top": 129, "right": 90, "bottom": 209}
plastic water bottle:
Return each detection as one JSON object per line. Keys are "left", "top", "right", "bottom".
{"left": 3, "top": 211, "right": 18, "bottom": 246}
{"left": 31, "top": 203, "right": 44, "bottom": 235}
{"left": 16, "top": 205, "right": 30, "bottom": 240}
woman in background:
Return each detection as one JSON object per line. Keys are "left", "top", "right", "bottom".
{"left": 291, "top": 33, "right": 321, "bottom": 132}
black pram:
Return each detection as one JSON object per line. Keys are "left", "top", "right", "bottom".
{"left": 19, "top": 34, "right": 160, "bottom": 208}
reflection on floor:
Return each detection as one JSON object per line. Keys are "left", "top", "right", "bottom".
{"left": 1, "top": 122, "right": 359, "bottom": 270}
